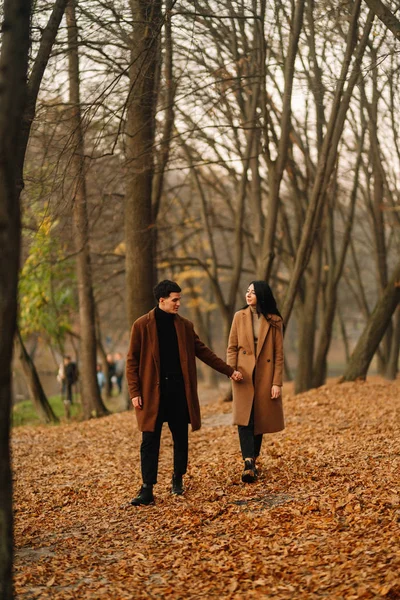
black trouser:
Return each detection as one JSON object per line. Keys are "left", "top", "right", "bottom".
{"left": 63, "top": 380, "right": 73, "bottom": 404}
{"left": 141, "top": 375, "right": 189, "bottom": 485}
{"left": 238, "top": 403, "right": 263, "bottom": 460}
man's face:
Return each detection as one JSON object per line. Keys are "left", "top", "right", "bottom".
{"left": 159, "top": 292, "right": 181, "bottom": 314}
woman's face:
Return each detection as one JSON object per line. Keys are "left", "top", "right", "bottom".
{"left": 246, "top": 284, "right": 257, "bottom": 306}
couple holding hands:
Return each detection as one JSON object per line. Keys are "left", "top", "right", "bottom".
{"left": 126, "top": 279, "right": 284, "bottom": 506}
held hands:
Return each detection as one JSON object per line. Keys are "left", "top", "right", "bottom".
{"left": 230, "top": 370, "right": 243, "bottom": 382}
{"left": 131, "top": 396, "right": 143, "bottom": 409}
{"left": 271, "top": 385, "right": 281, "bottom": 399}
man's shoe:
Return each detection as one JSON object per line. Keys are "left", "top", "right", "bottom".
{"left": 171, "top": 474, "right": 184, "bottom": 495}
{"left": 241, "top": 459, "right": 257, "bottom": 483}
{"left": 130, "top": 484, "right": 154, "bottom": 506}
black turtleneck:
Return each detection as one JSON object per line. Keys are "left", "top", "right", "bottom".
{"left": 155, "top": 306, "right": 182, "bottom": 377}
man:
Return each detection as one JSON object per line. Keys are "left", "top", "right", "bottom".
{"left": 126, "top": 280, "right": 243, "bottom": 506}
{"left": 62, "top": 355, "right": 78, "bottom": 404}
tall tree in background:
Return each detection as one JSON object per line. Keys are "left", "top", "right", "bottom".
{"left": 125, "top": 1, "right": 163, "bottom": 326}
{"left": 363, "top": 0, "right": 400, "bottom": 40}
{"left": 0, "top": 0, "right": 32, "bottom": 596}
{"left": 342, "top": 259, "right": 400, "bottom": 381}
{"left": 66, "top": 0, "right": 108, "bottom": 418}
{"left": 258, "top": 0, "right": 305, "bottom": 281}
{"left": 281, "top": 2, "right": 374, "bottom": 325}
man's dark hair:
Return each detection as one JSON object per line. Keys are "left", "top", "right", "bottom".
{"left": 153, "top": 280, "right": 181, "bottom": 301}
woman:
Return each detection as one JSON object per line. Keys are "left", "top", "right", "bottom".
{"left": 227, "top": 281, "right": 284, "bottom": 483}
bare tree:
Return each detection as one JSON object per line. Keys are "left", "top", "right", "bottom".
{"left": 341, "top": 259, "right": 400, "bottom": 381}
{"left": 363, "top": 0, "right": 400, "bottom": 40}
{"left": 386, "top": 305, "right": 400, "bottom": 379}
{"left": 258, "top": 0, "right": 305, "bottom": 281}
{"left": 125, "top": 1, "right": 163, "bottom": 326}
{"left": 282, "top": 3, "right": 374, "bottom": 325}
{"left": 0, "top": 0, "right": 32, "bottom": 596}
{"left": 66, "top": 0, "right": 109, "bottom": 418}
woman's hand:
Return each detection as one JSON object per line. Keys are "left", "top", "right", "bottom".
{"left": 271, "top": 385, "right": 281, "bottom": 399}
{"left": 231, "top": 370, "right": 243, "bottom": 382}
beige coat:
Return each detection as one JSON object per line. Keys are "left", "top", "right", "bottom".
{"left": 227, "top": 308, "right": 284, "bottom": 435}
{"left": 126, "top": 309, "right": 234, "bottom": 432}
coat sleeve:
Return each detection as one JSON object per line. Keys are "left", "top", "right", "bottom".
{"left": 226, "top": 314, "right": 239, "bottom": 369}
{"left": 193, "top": 327, "right": 234, "bottom": 377}
{"left": 272, "top": 321, "right": 284, "bottom": 387}
{"left": 126, "top": 321, "right": 142, "bottom": 399}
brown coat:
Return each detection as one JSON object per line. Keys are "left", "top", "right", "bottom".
{"left": 227, "top": 308, "right": 284, "bottom": 435}
{"left": 126, "top": 308, "right": 235, "bottom": 432}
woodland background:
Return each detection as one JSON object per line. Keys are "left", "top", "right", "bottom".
{"left": 0, "top": 0, "right": 400, "bottom": 598}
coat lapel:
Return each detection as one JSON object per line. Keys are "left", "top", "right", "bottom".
{"left": 256, "top": 316, "right": 270, "bottom": 358}
{"left": 243, "top": 310, "right": 255, "bottom": 356}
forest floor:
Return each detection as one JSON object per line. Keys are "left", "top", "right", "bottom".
{"left": 13, "top": 377, "right": 400, "bottom": 599}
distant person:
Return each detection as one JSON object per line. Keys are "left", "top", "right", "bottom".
{"left": 106, "top": 353, "right": 116, "bottom": 393}
{"left": 62, "top": 355, "right": 79, "bottom": 405}
{"left": 227, "top": 281, "right": 284, "bottom": 484}
{"left": 126, "top": 279, "right": 243, "bottom": 506}
{"left": 96, "top": 363, "right": 106, "bottom": 392}
{"left": 114, "top": 352, "right": 125, "bottom": 394}
{"left": 57, "top": 360, "right": 65, "bottom": 399}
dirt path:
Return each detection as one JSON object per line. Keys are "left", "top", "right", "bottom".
{"left": 13, "top": 379, "right": 400, "bottom": 599}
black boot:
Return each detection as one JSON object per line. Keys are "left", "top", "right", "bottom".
{"left": 171, "top": 474, "right": 184, "bottom": 495}
{"left": 130, "top": 484, "right": 154, "bottom": 506}
{"left": 241, "top": 458, "right": 257, "bottom": 483}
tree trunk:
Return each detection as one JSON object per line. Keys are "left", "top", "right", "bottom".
{"left": 313, "top": 138, "right": 362, "bottom": 388}
{"left": 0, "top": 0, "right": 32, "bottom": 596}
{"left": 152, "top": 0, "right": 176, "bottom": 222}
{"left": 385, "top": 306, "right": 400, "bottom": 380}
{"left": 125, "top": 1, "right": 162, "bottom": 326}
{"left": 341, "top": 260, "right": 400, "bottom": 382}
{"left": 187, "top": 280, "right": 219, "bottom": 388}
{"left": 360, "top": 70, "right": 391, "bottom": 374}
{"left": 151, "top": 0, "right": 176, "bottom": 289}
{"left": 294, "top": 243, "right": 322, "bottom": 393}
{"left": 15, "top": 329, "right": 58, "bottom": 424}
{"left": 338, "top": 311, "right": 351, "bottom": 365}
{"left": 282, "top": 5, "right": 373, "bottom": 325}
{"left": 312, "top": 292, "right": 336, "bottom": 388}
{"left": 363, "top": 0, "right": 400, "bottom": 40}
{"left": 284, "top": 357, "right": 293, "bottom": 383}
{"left": 259, "top": 0, "right": 305, "bottom": 281}
{"left": 66, "top": 0, "right": 108, "bottom": 419}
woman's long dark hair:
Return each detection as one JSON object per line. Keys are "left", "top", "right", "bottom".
{"left": 244, "top": 280, "right": 283, "bottom": 324}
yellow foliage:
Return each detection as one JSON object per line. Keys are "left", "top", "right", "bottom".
{"left": 114, "top": 242, "right": 126, "bottom": 256}
{"left": 175, "top": 270, "right": 207, "bottom": 284}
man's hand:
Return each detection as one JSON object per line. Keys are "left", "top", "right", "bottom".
{"left": 271, "top": 385, "right": 281, "bottom": 399}
{"left": 131, "top": 396, "right": 143, "bottom": 409}
{"left": 230, "top": 370, "right": 243, "bottom": 382}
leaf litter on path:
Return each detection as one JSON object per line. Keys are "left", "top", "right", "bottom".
{"left": 13, "top": 379, "right": 400, "bottom": 599}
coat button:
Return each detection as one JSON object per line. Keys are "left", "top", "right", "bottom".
{"left": 243, "top": 351, "right": 246, "bottom": 354}
{"left": 267, "top": 359, "right": 271, "bottom": 362}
